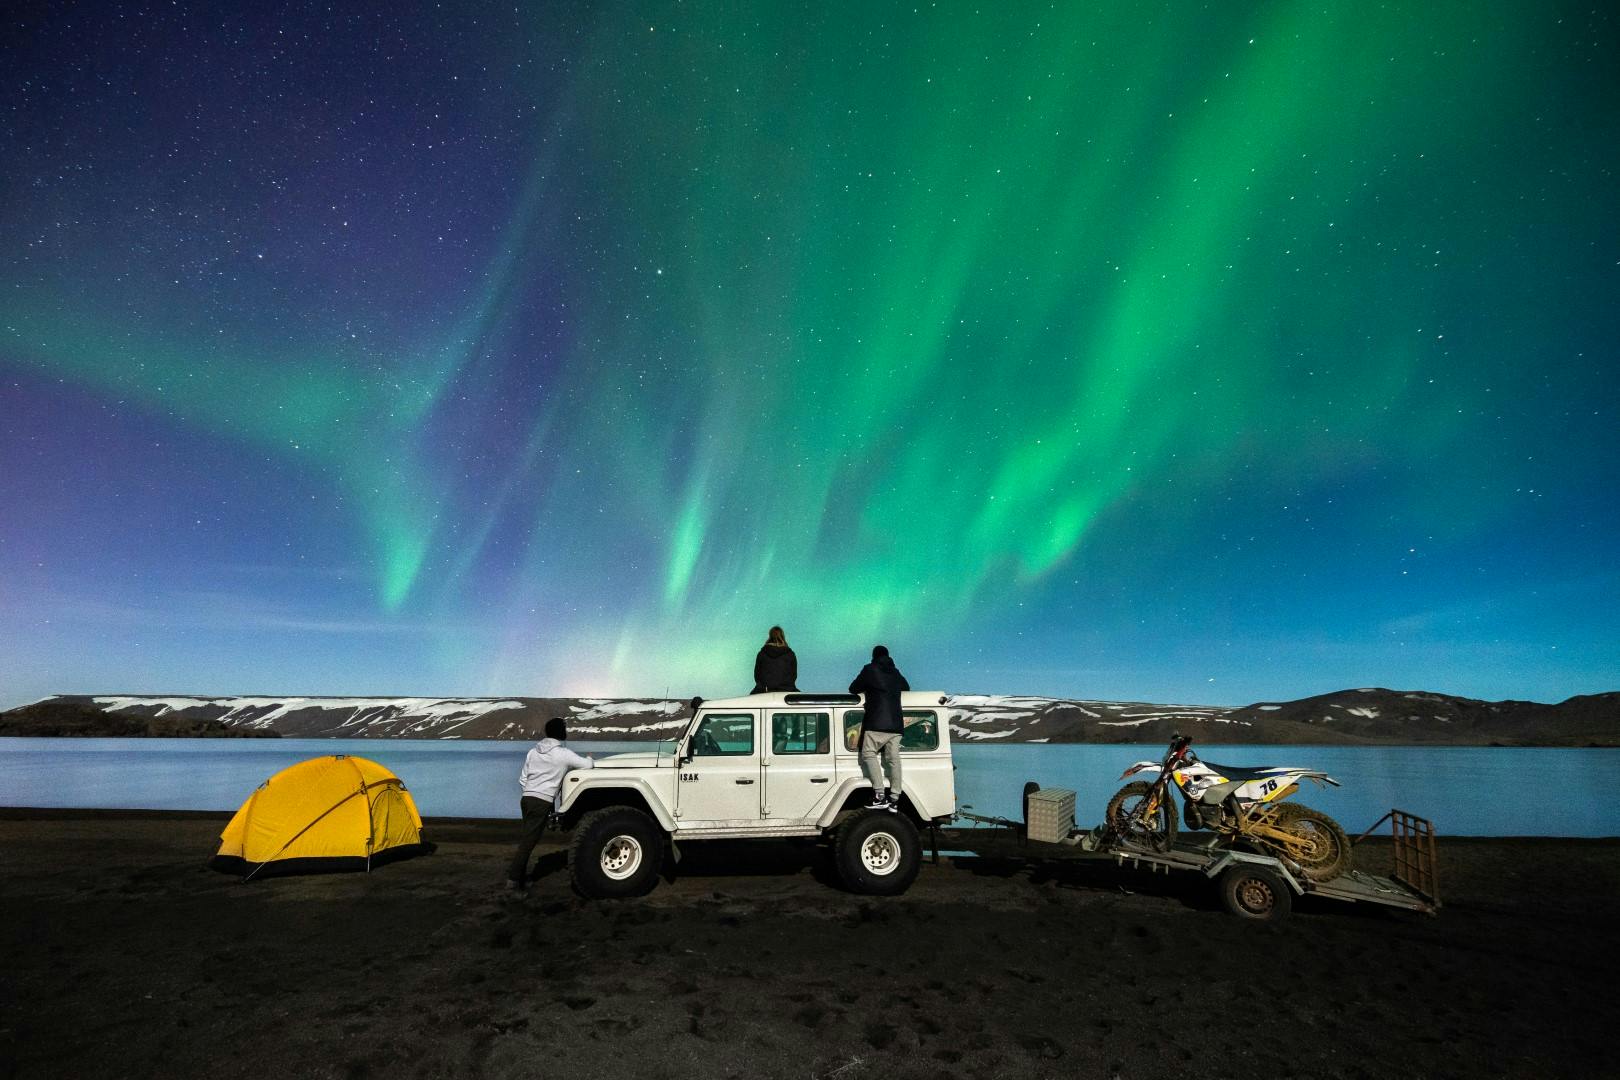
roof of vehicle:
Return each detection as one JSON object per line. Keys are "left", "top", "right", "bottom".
{"left": 698, "top": 691, "right": 949, "bottom": 709}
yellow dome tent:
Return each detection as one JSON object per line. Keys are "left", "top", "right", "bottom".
{"left": 212, "top": 755, "right": 427, "bottom": 879}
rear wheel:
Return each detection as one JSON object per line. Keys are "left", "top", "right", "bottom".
{"left": 1105, "top": 781, "right": 1178, "bottom": 852}
{"left": 569, "top": 807, "right": 663, "bottom": 899}
{"left": 1217, "top": 864, "right": 1292, "bottom": 921}
{"left": 835, "top": 812, "right": 922, "bottom": 896}
{"left": 1267, "top": 803, "right": 1351, "bottom": 882}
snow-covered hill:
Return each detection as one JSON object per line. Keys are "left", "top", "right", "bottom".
{"left": 42, "top": 695, "right": 689, "bottom": 741}
{"left": 9, "top": 688, "right": 1614, "bottom": 744}
{"left": 940, "top": 695, "right": 1243, "bottom": 742}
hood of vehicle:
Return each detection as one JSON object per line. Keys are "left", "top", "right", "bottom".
{"left": 592, "top": 751, "right": 670, "bottom": 769}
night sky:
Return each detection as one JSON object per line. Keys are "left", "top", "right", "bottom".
{"left": 2, "top": 2, "right": 1616, "bottom": 709}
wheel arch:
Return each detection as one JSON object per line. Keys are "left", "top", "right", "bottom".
{"left": 555, "top": 780, "right": 674, "bottom": 831}
{"left": 819, "top": 782, "right": 929, "bottom": 833}
{"left": 816, "top": 778, "right": 875, "bottom": 830}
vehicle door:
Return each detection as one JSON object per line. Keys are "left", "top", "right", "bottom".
{"left": 675, "top": 710, "right": 761, "bottom": 826}
{"left": 763, "top": 710, "right": 834, "bottom": 822}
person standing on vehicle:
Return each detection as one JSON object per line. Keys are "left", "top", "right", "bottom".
{"left": 752, "top": 625, "right": 799, "bottom": 693}
{"left": 849, "top": 644, "right": 909, "bottom": 811}
{"left": 507, "top": 717, "right": 594, "bottom": 891}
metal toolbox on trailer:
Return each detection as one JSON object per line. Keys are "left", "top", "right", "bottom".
{"left": 1024, "top": 787, "right": 1076, "bottom": 844}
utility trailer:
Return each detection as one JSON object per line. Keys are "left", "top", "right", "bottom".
{"left": 939, "top": 788, "right": 1440, "bottom": 922}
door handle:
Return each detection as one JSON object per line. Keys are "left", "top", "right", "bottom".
{"left": 735, "top": 778, "right": 755, "bottom": 785}
{"left": 809, "top": 777, "right": 830, "bottom": 784}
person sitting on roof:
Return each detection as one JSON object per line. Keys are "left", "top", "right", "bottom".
{"left": 752, "top": 625, "right": 799, "bottom": 693}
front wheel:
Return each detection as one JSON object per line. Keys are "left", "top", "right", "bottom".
{"left": 569, "top": 807, "right": 663, "bottom": 899}
{"left": 1267, "top": 803, "right": 1351, "bottom": 882}
{"left": 835, "top": 812, "right": 922, "bottom": 896}
{"left": 1105, "top": 781, "right": 1178, "bottom": 852}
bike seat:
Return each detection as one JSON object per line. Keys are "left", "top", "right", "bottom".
{"left": 1199, "top": 762, "right": 1282, "bottom": 782}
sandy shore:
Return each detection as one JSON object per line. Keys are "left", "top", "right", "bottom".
{"left": 1, "top": 810, "right": 1614, "bottom": 1079}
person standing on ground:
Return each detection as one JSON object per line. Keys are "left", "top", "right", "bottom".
{"left": 849, "top": 644, "right": 909, "bottom": 811}
{"left": 752, "top": 625, "right": 799, "bottom": 693}
{"left": 507, "top": 717, "right": 594, "bottom": 891}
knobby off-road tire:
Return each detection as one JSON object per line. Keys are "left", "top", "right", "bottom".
{"left": 569, "top": 807, "right": 663, "bottom": 899}
{"left": 1269, "top": 802, "right": 1351, "bottom": 882}
{"left": 1217, "top": 864, "right": 1293, "bottom": 922}
{"left": 1105, "top": 781, "right": 1178, "bottom": 852}
{"left": 835, "top": 811, "right": 922, "bottom": 896}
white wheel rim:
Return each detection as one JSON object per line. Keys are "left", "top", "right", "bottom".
{"left": 861, "top": 831, "right": 901, "bottom": 876}
{"left": 600, "top": 834, "right": 643, "bottom": 880}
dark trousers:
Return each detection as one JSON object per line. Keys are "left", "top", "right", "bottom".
{"left": 508, "top": 795, "right": 553, "bottom": 883}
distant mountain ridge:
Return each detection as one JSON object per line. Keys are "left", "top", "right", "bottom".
{"left": 4, "top": 688, "right": 1616, "bottom": 745}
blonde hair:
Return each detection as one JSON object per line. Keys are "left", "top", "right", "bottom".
{"left": 767, "top": 626, "right": 788, "bottom": 647}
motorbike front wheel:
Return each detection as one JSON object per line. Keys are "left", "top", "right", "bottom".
{"left": 1267, "top": 803, "right": 1351, "bottom": 882}
{"left": 1105, "top": 781, "right": 1178, "bottom": 852}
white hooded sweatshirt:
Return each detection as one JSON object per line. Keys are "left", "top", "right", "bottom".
{"left": 519, "top": 737, "right": 595, "bottom": 802}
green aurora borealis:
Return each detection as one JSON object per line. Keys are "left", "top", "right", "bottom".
{"left": 2, "top": 2, "right": 1616, "bottom": 703}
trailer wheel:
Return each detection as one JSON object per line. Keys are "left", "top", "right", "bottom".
{"left": 1217, "top": 864, "right": 1292, "bottom": 922}
{"left": 1021, "top": 781, "right": 1040, "bottom": 837}
{"left": 835, "top": 812, "right": 922, "bottom": 896}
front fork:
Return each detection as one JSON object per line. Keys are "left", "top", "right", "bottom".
{"left": 1130, "top": 780, "right": 1172, "bottom": 833}
{"left": 1102, "top": 778, "right": 1170, "bottom": 846}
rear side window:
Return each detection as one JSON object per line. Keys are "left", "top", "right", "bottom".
{"left": 900, "top": 710, "right": 940, "bottom": 751}
{"left": 841, "top": 710, "right": 941, "bottom": 752}
{"left": 691, "top": 713, "right": 755, "bottom": 756}
{"left": 771, "top": 712, "right": 829, "bottom": 755}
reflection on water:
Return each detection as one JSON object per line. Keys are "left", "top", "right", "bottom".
{"left": 0, "top": 737, "right": 1614, "bottom": 836}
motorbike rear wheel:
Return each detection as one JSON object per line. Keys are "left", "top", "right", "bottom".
{"left": 1105, "top": 781, "right": 1178, "bottom": 852}
{"left": 1267, "top": 803, "right": 1350, "bottom": 882}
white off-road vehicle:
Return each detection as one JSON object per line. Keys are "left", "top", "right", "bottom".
{"left": 552, "top": 692, "right": 955, "bottom": 898}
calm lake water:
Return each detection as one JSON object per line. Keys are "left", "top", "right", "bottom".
{"left": 0, "top": 737, "right": 1614, "bottom": 837}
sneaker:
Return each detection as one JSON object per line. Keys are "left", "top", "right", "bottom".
{"left": 867, "top": 791, "right": 889, "bottom": 810}
{"left": 885, "top": 793, "right": 901, "bottom": 813}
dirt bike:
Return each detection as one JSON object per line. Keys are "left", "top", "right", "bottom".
{"left": 1104, "top": 734, "right": 1352, "bottom": 882}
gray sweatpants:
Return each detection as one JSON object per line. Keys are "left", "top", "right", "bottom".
{"left": 860, "top": 730, "right": 903, "bottom": 795}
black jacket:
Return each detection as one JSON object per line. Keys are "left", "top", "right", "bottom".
{"left": 849, "top": 657, "right": 910, "bottom": 733}
{"left": 752, "top": 645, "right": 798, "bottom": 693}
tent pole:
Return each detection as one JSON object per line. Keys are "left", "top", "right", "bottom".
{"left": 346, "top": 758, "right": 376, "bottom": 874}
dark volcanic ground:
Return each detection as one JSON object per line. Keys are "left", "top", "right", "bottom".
{"left": 1, "top": 811, "right": 1615, "bottom": 1079}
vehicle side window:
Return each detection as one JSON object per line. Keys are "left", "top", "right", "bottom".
{"left": 900, "top": 710, "right": 939, "bottom": 751}
{"left": 771, "top": 712, "right": 829, "bottom": 755}
{"left": 691, "top": 713, "right": 755, "bottom": 756}
{"left": 842, "top": 709, "right": 939, "bottom": 752}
